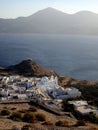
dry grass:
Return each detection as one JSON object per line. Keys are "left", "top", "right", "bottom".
{"left": 42, "top": 120, "right": 55, "bottom": 126}
{"left": 75, "top": 120, "right": 86, "bottom": 126}
{"left": 29, "top": 106, "right": 37, "bottom": 112}
{"left": 0, "top": 109, "right": 11, "bottom": 116}
{"left": 22, "top": 112, "right": 35, "bottom": 123}
{"left": 9, "top": 111, "right": 22, "bottom": 121}
{"left": 0, "top": 103, "right": 86, "bottom": 130}
{"left": 55, "top": 119, "right": 70, "bottom": 127}
{"left": 35, "top": 113, "right": 46, "bottom": 121}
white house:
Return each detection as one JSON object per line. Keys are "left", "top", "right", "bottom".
{"left": 0, "top": 97, "right": 8, "bottom": 102}
{"left": 10, "top": 93, "right": 28, "bottom": 100}
{"left": 37, "top": 76, "right": 58, "bottom": 87}
{"left": 69, "top": 100, "right": 88, "bottom": 108}
{"left": 17, "top": 94, "right": 28, "bottom": 100}
{"left": 0, "top": 89, "right": 8, "bottom": 96}
{"left": 54, "top": 87, "right": 81, "bottom": 99}
{"left": 64, "top": 87, "right": 81, "bottom": 98}
{"left": 69, "top": 100, "right": 98, "bottom": 116}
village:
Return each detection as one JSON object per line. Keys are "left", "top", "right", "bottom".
{"left": 0, "top": 75, "right": 98, "bottom": 118}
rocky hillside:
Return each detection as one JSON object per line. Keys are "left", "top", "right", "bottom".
{"left": 0, "top": 59, "right": 58, "bottom": 77}
{"left": 0, "top": 59, "right": 98, "bottom": 101}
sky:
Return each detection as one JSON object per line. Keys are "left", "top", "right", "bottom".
{"left": 0, "top": 0, "right": 98, "bottom": 18}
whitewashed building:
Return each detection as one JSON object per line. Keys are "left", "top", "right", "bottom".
{"left": 69, "top": 100, "right": 98, "bottom": 116}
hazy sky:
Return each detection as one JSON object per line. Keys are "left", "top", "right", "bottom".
{"left": 0, "top": 0, "right": 98, "bottom": 18}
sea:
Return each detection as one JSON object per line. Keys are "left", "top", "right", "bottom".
{"left": 0, "top": 33, "right": 98, "bottom": 81}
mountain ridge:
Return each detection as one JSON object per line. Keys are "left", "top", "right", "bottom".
{"left": 0, "top": 7, "right": 98, "bottom": 34}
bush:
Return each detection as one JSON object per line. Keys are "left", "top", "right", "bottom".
{"left": 35, "top": 113, "right": 46, "bottom": 121}
{"left": 22, "top": 112, "right": 35, "bottom": 123}
{"left": 55, "top": 120, "right": 69, "bottom": 127}
{"left": 75, "top": 120, "right": 85, "bottom": 126}
{"left": 11, "top": 108, "right": 16, "bottom": 111}
{"left": 12, "top": 125, "right": 20, "bottom": 130}
{"left": 84, "top": 112, "right": 98, "bottom": 123}
{"left": 29, "top": 106, "right": 37, "bottom": 112}
{"left": 18, "top": 109, "right": 28, "bottom": 113}
{"left": 9, "top": 112, "right": 22, "bottom": 121}
{"left": 1, "top": 109, "right": 11, "bottom": 116}
{"left": 21, "top": 124, "right": 34, "bottom": 130}
{"left": 3, "top": 107, "right": 7, "bottom": 109}
{"left": 90, "top": 127, "right": 98, "bottom": 130}
{"left": 42, "top": 121, "right": 54, "bottom": 126}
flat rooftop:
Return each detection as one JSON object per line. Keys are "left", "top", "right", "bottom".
{"left": 76, "top": 105, "right": 97, "bottom": 115}
{"left": 69, "top": 100, "right": 88, "bottom": 107}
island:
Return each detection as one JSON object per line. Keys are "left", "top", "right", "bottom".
{"left": 0, "top": 59, "right": 98, "bottom": 130}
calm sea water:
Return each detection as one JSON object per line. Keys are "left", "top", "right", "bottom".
{"left": 0, "top": 33, "right": 98, "bottom": 81}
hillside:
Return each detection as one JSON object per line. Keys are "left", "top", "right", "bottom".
{"left": 0, "top": 7, "right": 98, "bottom": 35}
{"left": 0, "top": 59, "right": 57, "bottom": 77}
{"left": 1, "top": 59, "right": 98, "bottom": 129}
{"left": 0, "top": 59, "right": 98, "bottom": 101}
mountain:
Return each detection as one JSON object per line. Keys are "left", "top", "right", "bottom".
{"left": 0, "top": 7, "right": 98, "bottom": 35}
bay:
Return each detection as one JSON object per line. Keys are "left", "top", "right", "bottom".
{"left": 0, "top": 33, "right": 98, "bottom": 81}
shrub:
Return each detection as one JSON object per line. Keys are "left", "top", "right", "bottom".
{"left": 75, "top": 120, "right": 85, "bottom": 126}
{"left": 84, "top": 112, "right": 98, "bottom": 123}
{"left": 1, "top": 109, "right": 11, "bottom": 116}
{"left": 21, "top": 124, "right": 34, "bottom": 130}
{"left": 18, "top": 109, "right": 28, "bottom": 113}
{"left": 22, "top": 112, "right": 35, "bottom": 123}
{"left": 3, "top": 107, "right": 7, "bottom": 109}
{"left": 42, "top": 121, "right": 54, "bottom": 126}
{"left": 11, "top": 108, "right": 16, "bottom": 111}
{"left": 55, "top": 120, "right": 69, "bottom": 127}
{"left": 90, "top": 127, "right": 98, "bottom": 130}
{"left": 12, "top": 125, "right": 20, "bottom": 130}
{"left": 62, "top": 100, "right": 74, "bottom": 112}
{"left": 35, "top": 113, "right": 46, "bottom": 121}
{"left": 9, "top": 112, "right": 22, "bottom": 121}
{"left": 29, "top": 106, "right": 37, "bottom": 112}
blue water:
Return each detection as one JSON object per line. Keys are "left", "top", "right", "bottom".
{"left": 0, "top": 33, "right": 98, "bottom": 81}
